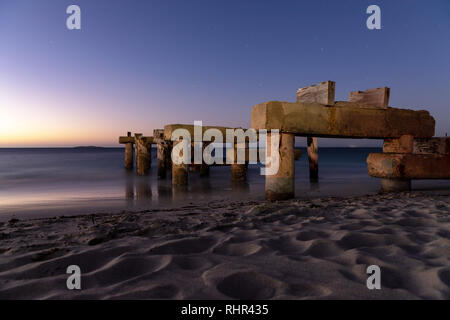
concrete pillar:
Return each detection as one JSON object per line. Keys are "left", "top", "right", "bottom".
{"left": 135, "top": 134, "right": 151, "bottom": 176}
{"left": 166, "top": 142, "right": 173, "bottom": 170}
{"left": 125, "top": 173, "right": 134, "bottom": 200}
{"left": 125, "top": 143, "right": 134, "bottom": 170}
{"left": 136, "top": 179, "right": 152, "bottom": 199}
{"left": 381, "top": 178, "right": 411, "bottom": 192}
{"left": 200, "top": 142, "right": 210, "bottom": 177}
{"left": 307, "top": 137, "right": 318, "bottom": 182}
{"left": 124, "top": 132, "right": 134, "bottom": 170}
{"left": 172, "top": 140, "right": 188, "bottom": 185}
{"left": 230, "top": 142, "right": 247, "bottom": 181}
{"left": 266, "top": 133, "right": 295, "bottom": 201}
{"left": 157, "top": 141, "right": 170, "bottom": 179}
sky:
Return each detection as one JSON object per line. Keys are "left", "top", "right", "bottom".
{"left": 0, "top": 0, "right": 449, "bottom": 147}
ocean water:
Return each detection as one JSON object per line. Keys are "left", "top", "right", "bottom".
{"left": 0, "top": 147, "right": 449, "bottom": 219}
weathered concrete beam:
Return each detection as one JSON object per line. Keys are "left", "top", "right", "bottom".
{"left": 119, "top": 132, "right": 135, "bottom": 144}
{"left": 383, "top": 135, "right": 414, "bottom": 153}
{"left": 297, "top": 81, "right": 335, "bottom": 105}
{"left": 349, "top": 87, "right": 390, "bottom": 109}
{"left": 367, "top": 153, "right": 450, "bottom": 179}
{"left": 413, "top": 137, "right": 450, "bottom": 155}
{"left": 384, "top": 137, "right": 450, "bottom": 155}
{"left": 153, "top": 129, "right": 164, "bottom": 140}
{"left": 251, "top": 101, "right": 435, "bottom": 138}
{"left": 119, "top": 136, "right": 154, "bottom": 144}
{"left": 163, "top": 124, "right": 249, "bottom": 141}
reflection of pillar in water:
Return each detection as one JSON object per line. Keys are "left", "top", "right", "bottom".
{"left": 136, "top": 178, "right": 152, "bottom": 200}
{"left": 171, "top": 184, "right": 188, "bottom": 201}
{"left": 125, "top": 172, "right": 135, "bottom": 200}
{"left": 232, "top": 180, "right": 249, "bottom": 194}
{"left": 157, "top": 182, "right": 171, "bottom": 199}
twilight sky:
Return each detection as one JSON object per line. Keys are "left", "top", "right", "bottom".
{"left": 0, "top": 0, "right": 449, "bottom": 147}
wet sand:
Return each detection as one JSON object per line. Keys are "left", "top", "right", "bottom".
{"left": 0, "top": 192, "right": 449, "bottom": 299}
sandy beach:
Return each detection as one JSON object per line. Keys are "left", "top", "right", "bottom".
{"left": 0, "top": 191, "right": 449, "bottom": 300}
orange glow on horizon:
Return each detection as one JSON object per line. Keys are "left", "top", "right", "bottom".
{"left": 0, "top": 83, "right": 161, "bottom": 147}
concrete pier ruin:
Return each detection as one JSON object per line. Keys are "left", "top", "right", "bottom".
{"left": 367, "top": 137, "right": 450, "bottom": 191}
{"left": 163, "top": 124, "right": 256, "bottom": 185}
{"left": 251, "top": 81, "right": 436, "bottom": 200}
{"left": 153, "top": 129, "right": 172, "bottom": 179}
{"left": 119, "top": 132, "right": 155, "bottom": 176}
{"left": 118, "top": 81, "right": 447, "bottom": 200}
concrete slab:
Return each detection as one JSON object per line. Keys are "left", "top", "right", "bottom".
{"left": 367, "top": 153, "right": 450, "bottom": 179}
{"left": 251, "top": 101, "right": 435, "bottom": 138}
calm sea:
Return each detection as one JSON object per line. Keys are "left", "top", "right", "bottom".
{"left": 1, "top": 147, "right": 449, "bottom": 219}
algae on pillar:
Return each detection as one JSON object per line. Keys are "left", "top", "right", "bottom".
{"left": 265, "top": 133, "right": 295, "bottom": 201}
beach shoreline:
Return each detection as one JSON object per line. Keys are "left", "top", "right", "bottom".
{"left": 0, "top": 191, "right": 449, "bottom": 299}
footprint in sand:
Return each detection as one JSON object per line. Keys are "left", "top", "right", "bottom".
{"left": 217, "top": 271, "right": 282, "bottom": 299}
